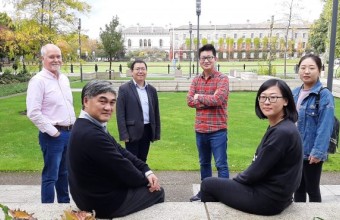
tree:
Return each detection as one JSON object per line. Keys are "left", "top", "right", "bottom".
{"left": 99, "top": 15, "right": 124, "bottom": 72}
{"left": 309, "top": 16, "right": 328, "bottom": 54}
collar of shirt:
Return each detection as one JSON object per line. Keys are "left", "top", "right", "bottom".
{"left": 200, "top": 68, "right": 219, "bottom": 79}
{"left": 132, "top": 79, "right": 148, "bottom": 89}
{"left": 79, "top": 110, "right": 107, "bottom": 131}
{"left": 41, "top": 68, "right": 60, "bottom": 79}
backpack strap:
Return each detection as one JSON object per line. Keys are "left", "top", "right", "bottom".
{"left": 315, "top": 87, "right": 328, "bottom": 110}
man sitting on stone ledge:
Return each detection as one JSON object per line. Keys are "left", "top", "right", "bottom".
{"left": 67, "top": 80, "right": 164, "bottom": 219}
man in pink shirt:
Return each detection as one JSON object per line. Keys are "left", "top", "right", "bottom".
{"left": 26, "top": 43, "right": 76, "bottom": 203}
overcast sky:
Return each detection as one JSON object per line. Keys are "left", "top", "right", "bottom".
{"left": 0, "top": 0, "right": 324, "bottom": 39}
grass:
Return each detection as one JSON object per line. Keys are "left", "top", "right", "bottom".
{"left": 36, "top": 59, "right": 301, "bottom": 75}
{"left": 0, "top": 92, "right": 339, "bottom": 172}
{"left": 0, "top": 82, "right": 28, "bottom": 97}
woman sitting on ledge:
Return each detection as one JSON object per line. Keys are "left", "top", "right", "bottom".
{"left": 201, "top": 79, "right": 303, "bottom": 216}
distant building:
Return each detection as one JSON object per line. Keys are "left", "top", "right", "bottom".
{"left": 122, "top": 21, "right": 311, "bottom": 61}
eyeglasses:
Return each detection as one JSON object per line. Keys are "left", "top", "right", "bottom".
{"left": 134, "top": 67, "right": 146, "bottom": 72}
{"left": 200, "top": 56, "right": 214, "bottom": 61}
{"left": 258, "top": 96, "right": 283, "bottom": 103}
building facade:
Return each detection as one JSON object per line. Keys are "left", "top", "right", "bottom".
{"left": 122, "top": 21, "right": 311, "bottom": 61}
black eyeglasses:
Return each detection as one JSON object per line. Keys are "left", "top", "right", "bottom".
{"left": 258, "top": 96, "right": 283, "bottom": 103}
{"left": 200, "top": 56, "right": 214, "bottom": 61}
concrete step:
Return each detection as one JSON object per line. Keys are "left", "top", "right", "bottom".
{"left": 1, "top": 185, "right": 340, "bottom": 220}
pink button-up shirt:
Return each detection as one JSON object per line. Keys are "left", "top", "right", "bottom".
{"left": 26, "top": 68, "right": 76, "bottom": 136}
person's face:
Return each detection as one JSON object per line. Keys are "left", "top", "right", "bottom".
{"left": 199, "top": 50, "right": 216, "bottom": 73}
{"left": 132, "top": 62, "right": 147, "bottom": 85}
{"left": 258, "top": 85, "right": 287, "bottom": 121}
{"left": 84, "top": 92, "right": 116, "bottom": 123}
{"left": 298, "top": 58, "right": 320, "bottom": 89}
{"left": 42, "top": 45, "right": 62, "bottom": 75}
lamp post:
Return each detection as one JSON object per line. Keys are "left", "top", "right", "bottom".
{"left": 196, "top": 0, "right": 201, "bottom": 75}
{"left": 78, "top": 18, "right": 83, "bottom": 82}
{"left": 170, "top": 23, "right": 175, "bottom": 71}
{"left": 268, "top": 15, "right": 274, "bottom": 76}
{"left": 189, "top": 22, "right": 193, "bottom": 78}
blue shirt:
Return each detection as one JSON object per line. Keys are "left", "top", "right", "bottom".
{"left": 133, "top": 79, "right": 150, "bottom": 124}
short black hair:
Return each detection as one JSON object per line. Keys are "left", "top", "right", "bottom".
{"left": 298, "top": 54, "right": 322, "bottom": 72}
{"left": 198, "top": 44, "right": 216, "bottom": 57}
{"left": 130, "top": 60, "right": 148, "bottom": 70}
{"left": 255, "top": 79, "right": 298, "bottom": 122}
{"left": 81, "top": 80, "right": 116, "bottom": 109}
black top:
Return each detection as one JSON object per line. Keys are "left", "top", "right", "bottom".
{"left": 67, "top": 118, "right": 150, "bottom": 218}
{"left": 234, "top": 119, "right": 303, "bottom": 202}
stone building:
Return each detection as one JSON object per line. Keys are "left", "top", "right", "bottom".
{"left": 122, "top": 21, "right": 310, "bottom": 61}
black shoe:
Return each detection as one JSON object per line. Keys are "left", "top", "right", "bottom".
{"left": 190, "top": 191, "right": 201, "bottom": 202}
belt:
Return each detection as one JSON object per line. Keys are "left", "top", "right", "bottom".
{"left": 55, "top": 125, "right": 73, "bottom": 131}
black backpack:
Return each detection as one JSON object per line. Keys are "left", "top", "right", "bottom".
{"left": 315, "top": 87, "right": 339, "bottom": 154}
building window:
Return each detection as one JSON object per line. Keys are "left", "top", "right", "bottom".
{"left": 303, "top": 33, "right": 307, "bottom": 38}
{"left": 295, "top": 33, "right": 298, "bottom": 39}
{"left": 159, "top": 39, "right": 163, "bottom": 48}
{"left": 183, "top": 34, "right": 186, "bottom": 40}
{"left": 223, "top": 34, "right": 226, "bottom": 38}
{"left": 128, "top": 39, "right": 132, "bottom": 48}
{"left": 233, "top": 42, "right": 237, "bottom": 49}
{"left": 303, "top": 42, "right": 306, "bottom": 48}
{"left": 175, "top": 34, "right": 179, "bottom": 40}
{"left": 148, "top": 39, "right": 151, "bottom": 47}
{"left": 215, "top": 34, "right": 218, "bottom": 40}
{"left": 207, "top": 34, "right": 211, "bottom": 40}
{"left": 234, "top": 33, "right": 237, "bottom": 39}
{"left": 276, "top": 33, "right": 280, "bottom": 38}
{"left": 144, "top": 39, "right": 147, "bottom": 47}
{"left": 251, "top": 33, "right": 254, "bottom": 38}
{"left": 259, "top": 33, "right": 263, "bottom": 38}
{"left": 242, "top": 33, "right": 246, "bottom": 38}
{"left": 242, "top": 42, "right": 245, "bottom": 49}
{"left": 139, "top": 39, "right": 143, "bottom": 47}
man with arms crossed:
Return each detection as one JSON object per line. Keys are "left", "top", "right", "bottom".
{"left": 187, "top": 44, "right": 229, "bottom": 201}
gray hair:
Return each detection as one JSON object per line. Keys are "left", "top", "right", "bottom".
{"left": 41, "top": 43, "right": 61, "bottom": 57}
{"left": 81, "top": 80, "right": 117, "bottom": 109}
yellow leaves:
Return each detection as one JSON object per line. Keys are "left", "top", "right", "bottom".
{"left": 61, "top": 209, "right": 96, "bottom": 220}
{"left": 8, "top": 208, "right": 37, "bottom": 220}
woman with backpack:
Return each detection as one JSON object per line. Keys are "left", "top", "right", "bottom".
{"left": 292, "top": 54, "right": 335, "bottom": 202}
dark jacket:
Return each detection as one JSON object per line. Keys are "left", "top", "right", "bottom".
{"left": 116, "top": 80, "right": 161, "bottom": 142}
{"left": 67, "top": 118, "right": 150, "bottom": 218}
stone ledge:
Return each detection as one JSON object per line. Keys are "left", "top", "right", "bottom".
{"left": 1, "top": 202, "right": 340, "bottom": 220}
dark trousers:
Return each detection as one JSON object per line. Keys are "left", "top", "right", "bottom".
{"left": 125, "top": 124, "right": 152, "bottom": 162}
{"left": 201, "top": 177, "right": 291, "bottom": 216}
{"left": 294, "top": 160, "right": 323, "bottom": 202}
{"left": 112, "top": 186, "right": 165, "bottom": 217}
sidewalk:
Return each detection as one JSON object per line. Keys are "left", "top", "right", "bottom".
{"left": 0, "top": 171, "right": 340, "bottom": 219}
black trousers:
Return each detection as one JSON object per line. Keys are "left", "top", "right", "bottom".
{"left": 294, "top": 160, "right": 323, "bottom": 202}
{"left": 111, "top": 186, "right": 165, "bottom": 217}
{"left": 126, "top": 124, "right": 152, "bottom": 162}
{"left": 201, "top": 177, "right": 291, "bottom": 216}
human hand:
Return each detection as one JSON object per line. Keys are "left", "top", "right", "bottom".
{"left": 147, "top": 174, "right": 161, "bottom": 192}
{"left": 308, "top": 156, "right": 321, "bottom": 164}
{"left": 53, "top": 131, "right": 61, "bottom": 137}
{"left": 194, "top": 94, "right": 199, "bottom": 100}
{"left": 124, "top": 139, "right": 129, "bottom": 142}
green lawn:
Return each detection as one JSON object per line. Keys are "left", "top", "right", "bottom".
{"left": 50, "top": 59, "right": 301, "bottom": 76}
{"left": 0, "top": 92, "right": 339, "bottom": 172}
